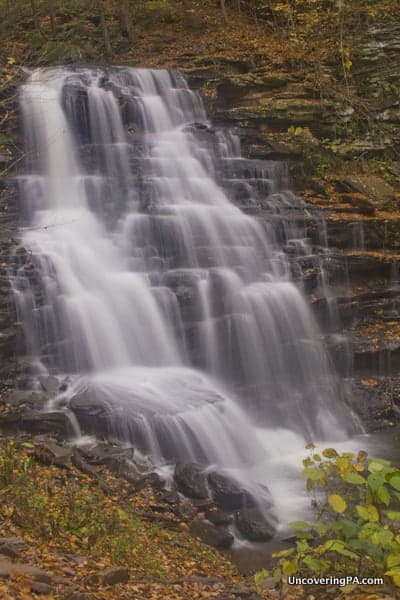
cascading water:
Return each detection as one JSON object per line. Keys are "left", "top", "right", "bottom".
{"left": 13, "top": 67, "right": 362, "bottom": 528}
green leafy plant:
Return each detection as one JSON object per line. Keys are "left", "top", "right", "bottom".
{"left": 255, "top": 446, "right": 400, "bottom": 591}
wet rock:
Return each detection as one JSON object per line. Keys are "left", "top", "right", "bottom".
{"left": 302, "top": 269, "right": 319, "bottom": 293}
{"left": 0, "top": 327, "right": 17, "bottom": 359}
{"left": 77, "top": 441, "right": 142, "bottom": 486}
{"left": 157, "top": 488, "right": 180, "bottom": 505}
{"left": 38, "top": 375, "right": 60, "bottom": 394}
{"left": 78, "top": 441, "right": 134, "bottom": 465}
{"left": 69, "top": 392, "right": 109, "bottom": 435}
{"left": 34, "top": 441, "right": 73, "bottom": 468}
{"left": 189, "top": 518, "right": 234, "bottom": 549}
{"left": 235, "top": 507, "right": 276, "bottom": 542}
{"left": 0, "top": 408, "right": 73, "bottom": 438}
{"left": 204, "top": 507, "right": 232, "bottom": 526}
{"left": 162, "top": 270, "right": 203, "bottom": 320}
{"left": 62, "top": 80, "right": 90, "bottom": 145}
{"left": 178, "top": 500, "right": 198, "bottom": 521}
{"left": 174, "top": 463, "right": 209, "bottom": 499}
{"left": 0, "top": 153, "right": 11, "bottom": 167}
{"left": 5, "top": 390, "right": 45, "bottom": 409}
{"left": 190, "top": 496, "right": 214, "bottom": 510}
{"left": 207, "top": 471, "right": 245, "bottom": 510}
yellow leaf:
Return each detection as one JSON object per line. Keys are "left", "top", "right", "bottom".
{"left": 328, "top": 494, "right": 347, "bottom": 513}
{"left": 322, "top": 448, "right": 338, "bottom": 458}
{"left": 356, "top": 504, "right": 379, "bottom": 522}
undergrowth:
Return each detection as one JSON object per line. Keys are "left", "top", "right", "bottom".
{"left": 0, "top": 440, "right": 168, "bottom": 574}
{"left": 256, "top": 445, "right": 400, "bottom": 592}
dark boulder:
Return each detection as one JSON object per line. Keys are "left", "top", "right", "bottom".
{"left": 207, "top": 471, "right": 245, "bottom": 510}
{"left": 29, "top": 581, "right": 53, "bottom": 595}
{"left": 204, "top": 507, "right": 233, "bottom": 526}
{"left": 69, "top": 392, "right": 110, "bottom": 435}
{"left": 87, "top": 566, "right": 129, "bottom": 586}
{"left": 38, "top": 375, "right": 60, "bottom": 395}
{"left": 235, "top": 507, "right": 276, "bottom": 542}
{"left": 174, "top": 463, "right": 209, "bottom": 499}
{"left": 97, "top": 566, "right": 129, "bottom": 586}
{"left": 189, "top": 518, "right": 234, "bottom": 549}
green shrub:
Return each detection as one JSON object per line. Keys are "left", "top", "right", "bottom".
{"left": 137, "top": 0, "right": 181, "bottom": 26}
{"left": 255, "top": 445, "right": 400, "bottom": 591}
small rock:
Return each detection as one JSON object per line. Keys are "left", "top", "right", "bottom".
{"left": 34, "top": 442, "right": 73, "bottom": 468}
{"left": 0, "top": 537, "right": 27, "bottom": 559}
{"left": 53, "top": 575, "right": 73, "bottom": 585}
{"left": 29, "top": 581, "right": 53, "bottom": 595}
{"left": 0, "top": 560, "right": 52, "bottom": 583}
{"left": 94, "top": 566, "right": 129, "bottom": 586}
{"left": 63, "top": 593, "right": 92, "bottom": 600}
{"left": 78, "top": 442, "right": 134, "bottom": 467}
{"left": 158, "top": 488, "right": 179, "bottom": 505}
{"left": 190, "top": 518, "right": 234, "bottom": 549}
{"left": 0, "top": 542, "right": 20, "bottom": 559}
{"left": 178, "top": 500, "right": 198, "bottom": 521}
{"left": 0, "top": 537, "right": 27, "bottom": 547}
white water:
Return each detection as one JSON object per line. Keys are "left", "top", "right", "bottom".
{"left": 14, "top": 67, "right": 362, "bottom": 526}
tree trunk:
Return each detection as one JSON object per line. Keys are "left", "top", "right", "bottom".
{"left": 119, "top": 0, "right": 130, "bottom": 37}
{"left": 98, "top": 0, "right": 113, "bottom": 59}
{"left": 31, "top": 0, "right": 39, "bottom": 29}
{"left": 220, "top": 0, "right": 228, "bottom": 25}
{"left": 48, "top": 0, "right": 56, "bottom": 37}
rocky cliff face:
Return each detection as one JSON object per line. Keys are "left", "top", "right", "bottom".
{"left": 177, "top": 20, "right": 400, "bottom": 430}
{"left": 0, "top": 73, "right": 24, "bottom": 394}
{"left": 0, "top": 180, "right": 19, "bottom": 393}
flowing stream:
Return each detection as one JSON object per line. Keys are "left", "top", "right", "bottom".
{"left": 13, "top": 67, "right": 363, "bottom": 528}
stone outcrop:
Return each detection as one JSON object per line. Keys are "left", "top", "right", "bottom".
{"left": 174, "top": 20, "right": 400, "bottom": 430}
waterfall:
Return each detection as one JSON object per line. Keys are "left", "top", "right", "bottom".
{"left": 13, "top": 67, "right": 361, "bottom": 523}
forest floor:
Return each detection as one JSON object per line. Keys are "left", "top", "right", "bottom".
{"left": 0, "top": 433, "right": 276, "bottom": 600}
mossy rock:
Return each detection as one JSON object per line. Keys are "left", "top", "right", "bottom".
{"left": 337, "top": 175, "right": 396, "bottom": 208}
